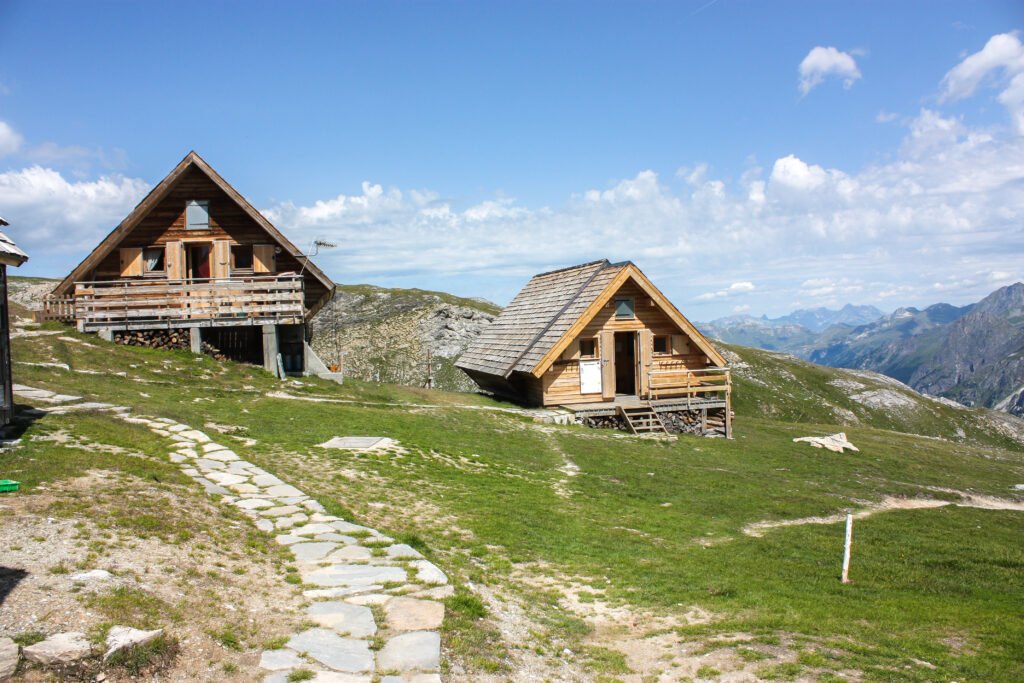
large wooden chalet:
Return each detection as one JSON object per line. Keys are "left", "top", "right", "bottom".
{"left": 47, "top": 151, "right": 335, "bottom": 375}
{"left": 458, "top": 260, "right": 732, "bottom": 436}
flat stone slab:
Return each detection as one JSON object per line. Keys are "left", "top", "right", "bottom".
{"left": 291, "top": 523, "right": 338, "bottom": 536}
{"left": 104, "top": 626, "right": 163, "bottom": 661}
{"left": 23, "top": 632, "right": 92, "bottom": 665}
{"left": 259, "top": 648, "right": 304, "bottom": 671}
{"left": 381, "top": 675, "right": 442, "bottom": 683}
{"left": 291, "top": 542, "right": 339, "bottom": 563}
{"left": 275, "top": 534, "right": 306, "bottom": 545}
{"left": 315, "top": 533, "right": 357, "bottom": 543}
{"left": 262, "top": 505, "right": 303, "bottom": 518}
{"left": 255, "top": 518, "right": 275, "bottom": 532}
{"left": 237, "top": 498, "right": 275, "bottom": 510}
{"left": 376, "top": 631, "right": 440, "bottom": 672}
{"left": 0, "top": 636, "right": 18, "bottom": 679}
{"left": 303, "top": 564, "right": 406, "bottom": 588}
{"left": 265, "top": 484, "right": 305, "bottom": 498}
{"left": 310, "top": 673, "right": 374, "bottom": 683}
{"left": 71, "top": 569, "right": 112, "bottom": 582}
{"left": 194, "top": 458, "right": 226, "bottom": 470}
{"left": 206, "top": 472, "right": 248, "bottom": 486}
{"left": 385, "top": 544, "right": 423, "bottom": 560}
{"left": 304, "top": 585, "right": 384, "bottom": 600}
{"left": 318, "top": 436, "right": 392, "bottom": 450}
{"left": 204, "top": 449, "right": 240, "bottom": 462}
{"left": 179, "top": 430, "right": 211, "bottom": 443}
{"left": 307, "top": 601, "right": 377, "bottom": 637}
{"left": 253, "top": 473, "right": 285, "bottom": 487}
{"left": 286, "top": 628, "right": 373, "bottom": 673}
{"left": 328, "top": 546, "right": 373, "bottom": 561}
{"left": 347, "top": 593, "right": 393, "bottom": 606}
{"left": 202, "top": 442, "right": 229, "bottom": 452}
{"left": 385, "top": 597, "right": 444, "bottom": 631}
{"left": 409, "top": 560, "right": 448, "bottom": 585}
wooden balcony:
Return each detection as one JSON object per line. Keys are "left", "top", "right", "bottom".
{"left": 73, "top": 276, "right": 305, "bottom": 332}
{"left": 647, "top": 366, "right": 731, "bottom": 404}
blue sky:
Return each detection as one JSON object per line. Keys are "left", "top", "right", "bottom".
{"left": 1, "top": 0, "right": 1022, "bottom": 319}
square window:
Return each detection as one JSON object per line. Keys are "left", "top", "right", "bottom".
{"left": 143, "top": 247, "right": 165, "bottom": 275}
{"left": 653, "top": 336, "right": 669, "bottom": 354}
{"left": 579, "top": 339, "right": 597, "bottom": 358}
{"left": 615, "top": 297, "right": 635, "bottom": 319}
{"left": 232, "top": 245, "right": 254, "bottom": 271}
{"left": 185, "top": 200, "right": 210, "bottom": 230}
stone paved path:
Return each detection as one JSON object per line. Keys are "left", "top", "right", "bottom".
{"left": 14, "top": 385, "right": 448, "bottom": 683}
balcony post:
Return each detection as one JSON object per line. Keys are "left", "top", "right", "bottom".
{"left": 262, "top": 324, "right": 279, "bottom": 376}
{"left": 190, "top": 328, "right": 202, "bottom": 354}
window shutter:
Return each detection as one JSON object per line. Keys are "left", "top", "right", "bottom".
{"left": 185, "top": 200, "right": 210, "bottom": 229}
{"left": 165, "top": 241, "right": 184, "bottom": 280}
{"left": 253, "top": 244, "right": 276, "bottom": 273}
{"left": 212, "top": 240, "right": 231, "bottom": 279}
{"left": 119, "top": 247, "right": 143, "bottom": 277}
{"left": 671, "top": 335, "right": 689, "bottom": 355}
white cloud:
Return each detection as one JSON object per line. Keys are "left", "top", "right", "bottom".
{"left": 696, "top": 281, "right": 756, "bottom": 300}
{"left": 0, "top": 120, "right": 23, "bottom": 157}
{"left": 940, "top": 31, "right": 1024, "bottom": 133}
{"left": 732, "top": 304, "right": 751, "bottom": 313}
{"left": 0, "top": 166, "right": 149, "bottom": 255}
{"left": 798, "top": 46, "right": 862, "bottom": 95}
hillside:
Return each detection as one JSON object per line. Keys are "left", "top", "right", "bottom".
{"left": 3, "top": 315, "right": 1023, "bottom": 682}
{"left": 309, "top": 283, "right": 498, "bottom": 393}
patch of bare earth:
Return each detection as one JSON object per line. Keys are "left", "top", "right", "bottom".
{"left": 0, "top": 473, "right": 305, "bottom": 682}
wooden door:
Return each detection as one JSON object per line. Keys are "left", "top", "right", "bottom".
{"left": 212, "top": 240, "right": 231, "bottom": 279}
{"left": 638, "top": 329, "right": 652, "bottom": 398}
{"left": 600, "top": 330, "right": 615, "bottom": 400}
{"left": 166, "top": 241, "right": 185, "bottom": 281}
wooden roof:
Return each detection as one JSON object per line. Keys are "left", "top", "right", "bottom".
{"left": 458, "top": 260, "right": 726, "bottom": 379}
{"left": 0, "top": 218, "right": 28, "bottom": 268}
{"left": 52, "top": 151, "right": 335, "bottom": 304}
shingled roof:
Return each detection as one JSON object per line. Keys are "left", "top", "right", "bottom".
{"left": 0, "top": 218, "right": 28, "bottom": 268}
{"left": 459, "top": 259, "right": 727, "bottom": 382}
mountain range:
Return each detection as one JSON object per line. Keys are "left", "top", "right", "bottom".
{"left": 700, "top": 284, "right": 1024, "bottom": 417}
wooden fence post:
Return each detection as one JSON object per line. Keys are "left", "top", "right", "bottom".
{"left": 841, "top": 513, "right": 853, "bottom": 584}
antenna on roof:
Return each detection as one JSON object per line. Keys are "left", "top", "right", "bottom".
{"left": 299, "top": 238, "right": 337, "bottom": 276}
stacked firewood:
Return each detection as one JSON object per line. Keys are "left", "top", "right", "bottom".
{"left": 201, "top": 341, "right": 228, "bottom": 362}
{"left": 115, "top": 329, "right": 190, "bottom": 350}
{"left": 659, "top": 409, "right": 728, "bottom": 436}
{"left": 582, "top": 415, "right": 628, "bottom": 431}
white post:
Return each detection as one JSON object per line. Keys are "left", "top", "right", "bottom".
{"left": 841, "top": 513, "right": 853, "bottom": 584}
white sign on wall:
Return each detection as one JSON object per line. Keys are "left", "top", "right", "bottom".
{"left": 579, "top": 360, "right": 602, "bottom": 394}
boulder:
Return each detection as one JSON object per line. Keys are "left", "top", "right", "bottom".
{"left": 22, "top": 632, "right": 91, "bottom": 666}
{"left": 0, "top": 636, "right": 18, "bottom": 680}
{"left": 103, "top": 626, "right": 163, "bottom": 661}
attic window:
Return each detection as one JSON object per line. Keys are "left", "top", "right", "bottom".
{"left": 185, "top": 200, "right": 210, "bottom": 230}
{"left": 653, "top": 336, "right": 669, "bottom": 355}
{"left": 614, "top": 297, "right": 635, "bottom": 319}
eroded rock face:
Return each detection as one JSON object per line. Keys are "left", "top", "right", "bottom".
{"left": 22, "top": 632, "right": 91, "bottom": 666}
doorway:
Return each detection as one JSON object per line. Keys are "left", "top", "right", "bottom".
{"left": 186, "top": 243, "right": 212, "bottom": 280}
{"left": 614, "top": 331, "right": 637, "bottom": 395}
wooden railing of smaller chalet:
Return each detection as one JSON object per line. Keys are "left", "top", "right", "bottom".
{"left": 36, "top": 295, "right": 76, "bottom": 323}
{"left": 73, "top": 275, "right": 305, "bottom": 332}
{"left": 647, "top": 366, "right": 731, "bottom": 401}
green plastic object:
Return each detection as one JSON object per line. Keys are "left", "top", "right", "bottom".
{"left": 0, "top": 480, "right": 19, "bottom": 493}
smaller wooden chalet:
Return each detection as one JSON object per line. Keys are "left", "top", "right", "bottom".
{"left": 47, "top": 151, "right": 335, "bottom": 375}
{"left": 458, "top": 260, "right": 732, "bottom": 436}
{"left": 0, "top": 218, "right": 29, "bottom": 426}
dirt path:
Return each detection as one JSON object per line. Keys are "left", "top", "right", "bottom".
{"left": 744, "top": 492, "right": 1024, "bottom": 537}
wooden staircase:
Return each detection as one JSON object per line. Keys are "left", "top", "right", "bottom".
{"left": 619, "top": 402, "right": 669, "bottom": 435}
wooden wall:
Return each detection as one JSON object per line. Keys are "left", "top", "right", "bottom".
{"left": 541, "top": 280, "right": 713, "bottom": 406}
{"left": 86, "top": 166, "right": 329, "bottom": 313}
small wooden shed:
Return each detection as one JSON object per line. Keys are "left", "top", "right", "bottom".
{"left": 0, "top": 219, "right": 29, "bottom": 427}
{"left": 457, "top": 260, "right": 732, "bottom": 436}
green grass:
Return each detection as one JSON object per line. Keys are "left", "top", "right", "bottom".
{"left": 8, "top": 327, "right": 1024, "bottom": 681}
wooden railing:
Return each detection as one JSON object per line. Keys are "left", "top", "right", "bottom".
{"left": 648, "top": 366, "right": 731, "bottom": 400}
{"left": 35, "top": 295, "right": 76, "bottom": 323}
{"left": 73, "top": 276, "right": 305, "bottom": 331}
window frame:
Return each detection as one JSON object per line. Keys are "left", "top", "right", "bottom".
{"left": 579, "top": 338, "right": 598, "bottom": 359}
{"left": 231, "top": 244, "right": 255, "bottom": 274}
{"left": 185, "top": 200, "right": 211, "bottom": 230}
{"left": 614, "top": 296, "right": 635, "bottom": 320}
{"left": 142, "top": 246, "right": 166, "bottom": 278}
{"left": 653, "top": 335, "right": 670, "bottom": 355}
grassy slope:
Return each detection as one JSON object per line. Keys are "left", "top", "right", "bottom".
{"left": 8, "top": 326, "right": 1024, "bottom": 681}
{"left": 333, "top": 283, "right": 502, "bottom": 316}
